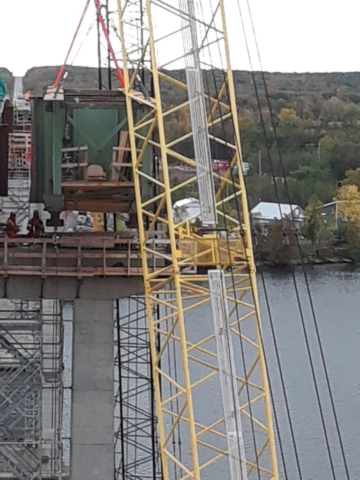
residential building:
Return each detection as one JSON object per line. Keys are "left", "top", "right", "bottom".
{"left": 251, "top": 201, "right": 305, "bottom": 230}
{"left": 321, "top": 200, "right": 360, "bottom": 228}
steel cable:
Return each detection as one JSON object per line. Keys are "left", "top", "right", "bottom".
{"left": 235, "top": 0, "right": 350, "bottom": 477}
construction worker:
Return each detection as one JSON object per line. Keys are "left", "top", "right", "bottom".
{"left": 6, "top": 213, "right": 19, "bottom": 239}
{"left": 24, "top": 90, "right": 31, "bottom": 102}
{"left": 192, "top": 217, "right": 203, "bottom": 236}
{"left": 27, "top": 211, "right": 44, "bottom": 238}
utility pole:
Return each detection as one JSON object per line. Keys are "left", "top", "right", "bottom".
{"left": 258, "top": 150, "right": 262, "bottom": 177}
{"left": 317, "top": 140, "right": 321, "bottom": 162}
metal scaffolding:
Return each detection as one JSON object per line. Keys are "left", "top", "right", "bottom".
{"left": 12, "top": 77, "right": 31, "bottom": 133}
{"left": 0, "top": 76, "right": 31, "bottom": 232}
{"left": 10, "top": 77, "right": 31, "bottom": 172}
{"left": 0, "top": 300, "right": 42, "bottom": 479}
{"left": 0, "top": 300, "right": 64, "bottom": 480}
{"left": 114, "top": 297, "right": 162, "bottom": 480}
{"left": 41, "top": 300, "right": 64, "bottom": 479}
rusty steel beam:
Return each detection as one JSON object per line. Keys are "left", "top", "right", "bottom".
{"left": 64, "top": 201, "right": 131, "bottom": 213}
{"left": 0, "top": 234, "right": 170, "bottom": 279}
{"left": 61, "top": 182, "right": 135, "bottom": 189}
{"left": 0, "top": 266, "right": 165, "bottom": 277}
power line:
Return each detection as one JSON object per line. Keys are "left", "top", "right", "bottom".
{"left": 196, "top": 1, "right": 287, "bottom": 477}
{"left": 237, "top": 0, "right": 350, "bottom": 477}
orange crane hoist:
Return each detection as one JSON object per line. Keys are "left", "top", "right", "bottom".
{"left": 53, "top": 0, "right": 125, "bottom": 91}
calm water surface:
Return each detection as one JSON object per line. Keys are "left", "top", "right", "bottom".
{"left": 63, "top": 265, "right": 360, "bottom": 479}
{"left": 259, "top": 265, "right": 360, "bottom": 479}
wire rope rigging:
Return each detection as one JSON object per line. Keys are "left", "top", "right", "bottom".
{"left": 233, "top": 1, "right": 349, "bottom": 478}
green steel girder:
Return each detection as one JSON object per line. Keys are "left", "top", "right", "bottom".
{"left": 30, "top": 90, "right": 153, "bottom": 212}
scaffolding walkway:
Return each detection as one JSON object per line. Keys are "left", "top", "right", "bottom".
{"left": 0, "top": 234, "right": 170, "bottom": 278}
{"left": 0, "top": 300, "right": 63, "bottom": 479}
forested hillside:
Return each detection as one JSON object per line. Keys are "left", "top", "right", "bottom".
{"left": 3, "top": 66, "right": 360, "bottom": 208}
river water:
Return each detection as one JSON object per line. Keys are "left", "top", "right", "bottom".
{"left": 259, "top": 264, "right": 360, "bottom": 479}
{"left": 63, "top": 264, "right": 360, "bottom": 479}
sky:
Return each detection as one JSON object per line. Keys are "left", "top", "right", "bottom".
{"left": 2, "top": 0, "right": 360, "bottom": 76}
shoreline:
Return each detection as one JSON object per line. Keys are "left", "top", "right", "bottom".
{"left": 256, "top": 257, "right": 354, "bottom": 269}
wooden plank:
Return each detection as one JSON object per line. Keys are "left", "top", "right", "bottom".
{"left": 62, "top": 181, "right": 134, "bottom": 189}
{"left": 61, "top": 146, "right": 88, "bottom": 153}
{"left": 0, "top": 266, "right": 147, "bottom": 277}
{"left": 65, "top": 187, "right": 134, "bottom": 197}
{"left": 61, "top": 163, "right": 88, "bottom": 168}
{"left": 113, "top": 147, "right": 132, "bottom": 152}
{"left": 65, "top": 201, "right": 130, "bottom": 213}
{"left": 111, "top": 131, "right": 129, "bottom": 181}
{"left": 4, "top": 252, "right": 145, "bottom": 260}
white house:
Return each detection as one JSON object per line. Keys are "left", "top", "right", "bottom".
{"left": 319, "top": 199, "right": 360, "bottom": 229}
{"left": 251, "top": 201, "right": 305, "bottom": 230}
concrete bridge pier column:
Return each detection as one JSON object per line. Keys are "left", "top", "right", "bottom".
{"left": 70, "top": 299, "right": 114, "bottom": 480}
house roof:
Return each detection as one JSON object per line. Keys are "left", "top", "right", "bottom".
{"left": 251, "top": 201, "right": 303, "bottom": 221}
{"left": 173, "top": 198, "right": 199, "bottom": 208}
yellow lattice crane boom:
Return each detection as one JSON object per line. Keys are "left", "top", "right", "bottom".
{"left": 117, "top": 0, "right": 279, "bottom": 478}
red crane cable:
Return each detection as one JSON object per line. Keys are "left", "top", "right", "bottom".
{"left": 54, "top": 0, "right": 92, "bottom": 88}
{"left": 94, "top": 0, "right": 125, "bottom": 88}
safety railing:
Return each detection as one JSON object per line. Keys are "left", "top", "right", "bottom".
{"left": 0, "top": 233, "right": 170, "bottom": 278}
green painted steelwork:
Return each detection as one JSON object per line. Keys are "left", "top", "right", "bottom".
{"left": 31, "top": 98, "right": 65, "bottom": 206}
{"left": 70, "top": 109, "right": 128, "bottom": 174}
{"left": 52, "top": 103, "right": 63, "bottom": 196}
{"left": 30, "top": 90, "right": 153, "bottom": 213}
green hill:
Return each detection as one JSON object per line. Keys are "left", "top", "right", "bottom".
{"left": 2, "top": 65, "right": 360, "bottom": 207}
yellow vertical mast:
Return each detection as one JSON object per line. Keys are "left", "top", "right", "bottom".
{"left": 117, "top": 0, "right": 279, "bottom": 478}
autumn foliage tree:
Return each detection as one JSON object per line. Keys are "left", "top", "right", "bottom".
{"left": 341, "top": 168, "right": 360, "bottom": 190}
{"left": 263, "top": 220, "right": 298, "bottom": 265}
{"left": 303, "top": 195, "right": 325, "bottom": 245}
{"left": 278, "top": 108, "right": 298, "bottom": 127}
{"left": 334, "top": 184, "right": 360, "bottom": 262}
{"left": 335, "top": 185, "right": 360, "bottom": 223}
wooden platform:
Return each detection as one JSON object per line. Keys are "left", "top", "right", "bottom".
{"left": 61, "top": 181, "right": 135, "bottom": 213}
{"left": 61, "top": 181, "right": 134, "bottom": 189}
{"left": 0, "top": 233, "right": 169, "bottom": 278}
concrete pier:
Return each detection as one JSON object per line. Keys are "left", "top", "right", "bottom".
{"left": 0, "top": 271, "right": 144, "bottom": 478}
{"left": 70, "top": 299, "right": 114, "bottom": 480}
{"left": 0, "top": 276, "right": 144, "bottom": 300}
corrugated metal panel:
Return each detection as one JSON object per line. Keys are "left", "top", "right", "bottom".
{"left": 0, "top": 102, "right": 13, "bottom": 197}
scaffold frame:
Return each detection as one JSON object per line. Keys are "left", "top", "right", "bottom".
{"left": 0, "top": 299, "right": 64, "bottom": 480}
{"left": 114, "top": 296, "right": 163, "bottom": 480}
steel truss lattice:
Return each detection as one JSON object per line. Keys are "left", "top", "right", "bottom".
{"left": 114, "top": 296, "right": 163, "bottom": 480}
{"left": 0, "top": 300, "right": 64, "bottom": 480}
{"left": 116, "top": 1, "right": 279, "bottom": 479}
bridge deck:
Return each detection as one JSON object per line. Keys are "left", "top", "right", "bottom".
{"left": 0, "top": 233, "right": 169, "bottom": 278}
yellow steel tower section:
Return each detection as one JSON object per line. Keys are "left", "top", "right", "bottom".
{"left": 117, "top": 0, "right": 279, "bottom": 478}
